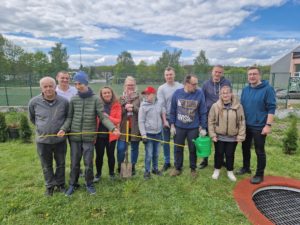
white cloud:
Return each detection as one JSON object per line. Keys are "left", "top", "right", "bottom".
{"left": 166, "top": 37, "right": 300, "bottom": 66}
{"left": 3, "top": 34, "right": 56, "bottom": 51}
{"left": 0, "top": 0, "right": 287, "bottom": 42}
{"left": 81, "top": 47, "right": 98, "bottom": 52}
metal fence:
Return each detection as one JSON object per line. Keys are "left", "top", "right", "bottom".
{"left": 1, "top": 73, "right": 299, "bottom": 109}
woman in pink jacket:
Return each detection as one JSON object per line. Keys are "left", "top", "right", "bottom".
{"left": 94, "top": 87, "right": 121, "bottom": 181}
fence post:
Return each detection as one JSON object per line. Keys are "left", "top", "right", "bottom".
{"left": 29, "top": 74, "right": 33, "bottom": 98}
{"left": 4, "top": 82, "right": 9, "bottom": 106}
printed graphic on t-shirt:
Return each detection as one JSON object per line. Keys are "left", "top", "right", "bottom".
{"left": 177, "top": 99, "right": 198, "bottom": 123}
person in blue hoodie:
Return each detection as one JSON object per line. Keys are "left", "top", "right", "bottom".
{"left": 236, "top": 66, "right": 276, "bottom": 184}
{"left": 199, "top": 65, "right": 231, "bottom": 169}
{"left": 169, "top": 74, "right": 207, "bottom": 178}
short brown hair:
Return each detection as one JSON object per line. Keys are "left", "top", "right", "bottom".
{"left": 165, "top": 66, "right": 175, "bottom": 72}
{"left": 247, "top": 66, "right": 261, "bottom": 74}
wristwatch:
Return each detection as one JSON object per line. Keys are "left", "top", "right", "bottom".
{"left": 266, "top": 123, "right": 272, "bottom": 127}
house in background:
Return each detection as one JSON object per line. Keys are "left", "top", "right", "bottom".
{"left": 270, "top": 45, "right": 300, "bottom": 89}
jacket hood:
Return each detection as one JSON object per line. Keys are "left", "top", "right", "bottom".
{"left": 249, "top": 80, "right": 269, "bottom": 89}
{"left": 216, "top": 94, "right": 240, "bottom": 110}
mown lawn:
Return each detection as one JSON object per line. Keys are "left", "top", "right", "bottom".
{"left": 0, "top": 117, "right": 299, "bottom": 225}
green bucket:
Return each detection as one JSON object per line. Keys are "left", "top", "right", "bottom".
{"left": 193, "top": 136, "right": 212, "bottom": 158}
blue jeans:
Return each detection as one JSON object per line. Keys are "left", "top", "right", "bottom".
{"left": 163, "top": 125, "right": 175, "bottom": 164}
{"left": 144, "top": 133, "right": 161, "bottom": 172}
{"left": 117, "top": 140, "right": 140, "bottom": 164}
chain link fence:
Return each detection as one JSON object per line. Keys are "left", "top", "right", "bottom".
{"left": 1, "top": 73, "right": 299, "bottom": 109}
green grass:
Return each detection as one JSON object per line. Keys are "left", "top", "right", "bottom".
{"left": 1, "top": 118, "right": 299, "bottom": 225}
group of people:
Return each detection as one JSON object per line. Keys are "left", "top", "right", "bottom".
{"left": 28, "top": 65, "right": 276, "bottom": 197}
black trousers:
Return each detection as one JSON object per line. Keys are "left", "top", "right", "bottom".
{"left": 242, "top": 127, "right": 266, "bottom": 176}
{"left": 174, "top": 127, "right": 198, "bottom": 170}
{"left": 95, "top": 137, "right": 116, "bottom": 176}
{"left": 36, "top": 141, "right": 67, "bottom": 188}
{"left": 214, "top": 141, "right": 237, "bottom": 171}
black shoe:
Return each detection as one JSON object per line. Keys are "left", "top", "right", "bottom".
{"left": 250, "top": 176, "right": 264, "bottom": 184}
{"left": 199, "top": 159, "right": 208, "bottom": 169}
{"left": 56, "top": 185, "right": 66, "bottom": 193}
{"left": 235, "top": 167, "right": 252, "bottom": 175}
{"left": 45, "top": 187, "right": 54, "bottom": 196}
{"left": 144, "top": 172, "right": 151, "bottom": 179}
{"left": 65, "top": 185, "right": 75, "bottom": 196}
{"left": 152, "top": 169, "right": 162, "bottom": 176}
{"left": 162, "top": 163, "right": 171, "bottom": 172}
{"left": 132, "top": 164, "right": 136, "bottom": 176}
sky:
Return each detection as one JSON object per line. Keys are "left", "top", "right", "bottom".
{"left": 1, "top": 0, "right": 300, "bottom": 69}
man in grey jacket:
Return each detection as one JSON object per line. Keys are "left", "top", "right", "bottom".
{"left": 28, "top": 76, "right": 69, "bottom": 196}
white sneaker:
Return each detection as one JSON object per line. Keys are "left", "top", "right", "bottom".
{"left": 227, "top": 171, "right": 237, "bottom": 181}
{"left": 212, "top": 169, "right": 220, "bottom": 180}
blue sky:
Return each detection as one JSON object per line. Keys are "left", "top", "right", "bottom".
{"left": 1, "top": 0, "right": 300, "bottom": 68}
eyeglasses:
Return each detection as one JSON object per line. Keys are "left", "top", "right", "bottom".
{"left": 189, "top": 82, "right": 198, "bottom": 86}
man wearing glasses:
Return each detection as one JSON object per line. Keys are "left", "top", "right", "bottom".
{"left": 169, "top": 75, "right": 207, "bottom": 178}
{"left": 236, "top": 66, "right": 276, "bottom": 184}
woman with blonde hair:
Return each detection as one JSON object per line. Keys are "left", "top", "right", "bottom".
{"left": 208, "top": 85, "right": 245, "bottom": 181}
{"left": 117, "top": 76, "right": 141, "bottom": 175}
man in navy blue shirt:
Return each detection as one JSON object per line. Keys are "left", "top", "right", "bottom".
{"left": 236, "top": 66, "right": 276, "bottom": 184}
{"left": 169, "top": 75, "right": 207, "bottom": 178}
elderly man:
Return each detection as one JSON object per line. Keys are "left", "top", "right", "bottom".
{"left": 28, "top": 76, "right": 69, "bottom": 196}
{"left": 157, "top": 66, "right": 183, "bottom": 171}
{"left": 169, "top": 74, "right": 207, "bottom": 177}
{"left": 199, "top": 65, "right": 231, "bottom": 169}
{"left": 236, "top": 66, "right": 276, "bottom": 184}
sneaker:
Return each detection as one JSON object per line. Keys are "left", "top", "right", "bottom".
{"left": 162, "top": 163, "right": 171, "bottom": 172}
{"left": 45, "top": 187, "right": 54, "bottom": 196}
{"left": 235, "top": 167, "right": 251, "bottom": 175}
{"left": 212, "top": 169, "right": 220, "bottom": 180}
{"left": 191, "top": 169, "right": 197, "bottom": 178}
{"left": 56, "top": 185, "right": 66, "bottom": 193}
{"left": 250, "top": 176, "right": 264, "bottom": 184}
{"left": 93, "top": 174, "right": 101, "bottom": 183}
{"left": 199, "top": 158, "right": 208, "bottom": 169}
{"left": 170, "top": 169, "right": 181, "bottom": 177}
{"left": 227, "top": 171, "right": 237, "bottom": 182}
{"left": 144, "top": 171, "right": 151, "bottom": 179}
{"left": 86, "top": 185, "right": 96, "bottom": 195}
{"left": 152, "top": 169, "right": 162, "bottom": 176}
{"left": 65, "top": 185, "right": 75, "bottom": 196}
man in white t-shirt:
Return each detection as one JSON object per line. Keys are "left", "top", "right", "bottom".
{"left": 157, "top": 67, "right": 183, "bottom": 171}
{"left": 56, "top": 71, "right": 77, "bottom": 101}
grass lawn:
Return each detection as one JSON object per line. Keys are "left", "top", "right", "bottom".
{"left": 0, "top": 118, "right": 299, "bottom": 225}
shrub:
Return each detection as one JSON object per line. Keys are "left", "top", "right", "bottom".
{"left": 0, "top": 112, "right": 8, "bottom": 142}
{"left": 20, "top": 114, "right": 32, "bottom": 143}
{"left": 282, "top": 114, "right": 299, "bottom": 154}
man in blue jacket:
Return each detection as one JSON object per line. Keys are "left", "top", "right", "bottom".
{"left": 236, "top": 66, "right": 276, "bottom": 184}
{"left": 199, "top": 65, "right": 231, "bottom": 169}
{"left": 169, "top": 74, "right": 207, "bottom": 178}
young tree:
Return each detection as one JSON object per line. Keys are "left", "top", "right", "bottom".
{"left": 193, "top": 50, "right": 210, "bottom": 75}
{"left": 49, "top": 42, "right": 69, "bottom": 76}
{"left": 20, "top": 114, "right": 32, "bottom": 143}
{"left": 282, "top": 114, "right": 299, "bottom": 154}
{"left": 0, "top": 112, "right": 7, "bottom": 142}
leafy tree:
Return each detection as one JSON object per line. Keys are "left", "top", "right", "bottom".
{"left": 136, "top": 60, "right": 151, "bottom": 83}
{"left": 49, "top": 42, "right": 69, "bottom": 76}
{"left": 156, "top": 49, "right": 184, "bottom": 81}
{"left": 282, "top": 114, "right": 298, "bottom": 154}
{"left": 114, "top": 51, "right": 136, "bottom": 83}
{"left": 193, "top": 50, "right": 210, "bottom": 75}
